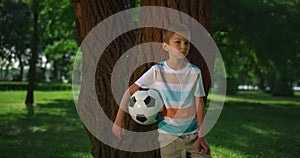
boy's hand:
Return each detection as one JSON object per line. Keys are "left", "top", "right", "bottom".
{"left": 112, "top": 121, "right": 125, "bottom": 139}
{"left": 196, "top": 137, "right": 211, "bottom": 155}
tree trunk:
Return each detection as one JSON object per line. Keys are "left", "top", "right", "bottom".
{"left": 17, "top": 54, "right": 24, "bottom": 81}
{"left": 25, "top": 2, "right": 39, "bottom": 116}
{"left": 73, "top": 0, "right": 137, "bottom": 157}
{"left": 52, "top": 61, "right": 59, "bottom": 82}
{"left": 73, "top": 0, "right": 211, "bottom": 157}
{"left": 270, "top": 63, "right": 294, "bottom": 96}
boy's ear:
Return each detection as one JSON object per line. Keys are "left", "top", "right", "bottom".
{"left": 162, "top": 42, "right": 168, "bottom": 51}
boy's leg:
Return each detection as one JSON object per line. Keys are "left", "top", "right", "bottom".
{"left": 158, "top": 133, "right": 186, "bottom": 158}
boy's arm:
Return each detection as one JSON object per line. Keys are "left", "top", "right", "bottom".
{"left": 195, "top": 96, "right": 211, "bottom": 155}
{"left": 112, "top": 84, "right": 140, "bottom": 139}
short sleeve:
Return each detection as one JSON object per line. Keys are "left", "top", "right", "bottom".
{"left": 194, "top": 71, "right": 206, "bottom": 97}
{"left": 135, "top": 66, "right": 155, "bottom": 88}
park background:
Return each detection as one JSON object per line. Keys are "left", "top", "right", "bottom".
{"left": 0, "top": 0, "right": 299, "bottom": 157}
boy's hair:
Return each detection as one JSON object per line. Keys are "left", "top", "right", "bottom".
{"left": 162, "top": 24, "right": 191, "bottom": 44}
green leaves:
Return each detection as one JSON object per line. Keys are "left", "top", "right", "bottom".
{"left": 212, "top": 0, "right": 299, "bottom": 95}
{"left": 39, "top": 0, "right": 76, "bottom": 40}
{"left": 0, "top": 0, "right": 77, "bottom": 82}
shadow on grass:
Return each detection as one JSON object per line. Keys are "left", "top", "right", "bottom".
{"left": 208, "top": 96, "right": 300, "bottom": 158}
{"left": 0, "top": 99, "right": 92, "bottom": 158}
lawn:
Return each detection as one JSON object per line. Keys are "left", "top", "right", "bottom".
{"left": 0, "top": 90, "right": 299, "bottom": 157}
{"left": 207, "top": 91, "right": 300, "bottom": 158}
{"left": 0, "top": 91, "right": 92, "bottom": 158}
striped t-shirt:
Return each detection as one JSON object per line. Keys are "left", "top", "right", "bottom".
{"left": 135, "top": 61, "right": 205, "bottom": 136}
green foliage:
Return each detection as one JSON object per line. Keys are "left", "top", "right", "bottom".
{"left": 226, "top": 78, "right": 239, "bottom": 94}
{"left": 0, "top": 81, "right": 28, "bottom": 90}
{"left": 44, "top": 39, "right": 77, "bottom": 81}
{"left": 36, "top": 83, "right": 71, "bottom": 91}
{"left": 1, "top": 0, "right": 299, "bottom": 92}
{"left": 0, "top": 0, "right": 78, "bottom": 82}
{"left": 212, "top": 0, "right": 299, "bottom": 96}
{"left": 39, "top": 0, "right": 76, "bottom": 39}
{"left": 128, "top": 0, "right": 140, "bottom": 8}
{"left": 38, "top": 0, "right": 78, "bottom": 82}
{"left": 0, "top": 82, "right": 71, "bottom": 91}
{"left": 0, "top": 0, "right": 32, "bottom": 78}
{"left": 26, "top": 0, "right": 78, "bottom": 82}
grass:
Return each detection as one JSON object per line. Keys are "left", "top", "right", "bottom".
{"left": 0, "top": 91, "right": 92, "bottom": 158}
{"left": 207, "top": 91, "right": 300, "bottom": 158}
{"left": 0, "top": 90, "right": 299, "bottom": 157}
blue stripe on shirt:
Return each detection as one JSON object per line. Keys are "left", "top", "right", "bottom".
{"left": 158, "top": 120, "right": 198, "bottom": 135}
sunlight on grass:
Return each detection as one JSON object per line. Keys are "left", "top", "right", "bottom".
{"left": 210, "top": 145, "right": 249, "bottom": 158}
{"left": 242, "top": 124, "right": 280, "bottom": 137}
{"left": 71, "top": 152, "right": 93, "bottom": 158}
{"left": 0, "top": 91, "right": 27, "bottom": 114}
{"left": 29, "top": 126, "right": 47, "bottom": 133}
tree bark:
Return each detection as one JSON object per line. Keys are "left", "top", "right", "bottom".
{"left": 73, "top": 0, "right": 138, "bottom": 157}
{"left": 73, "top": 0, "right": 212, "bottom": 157}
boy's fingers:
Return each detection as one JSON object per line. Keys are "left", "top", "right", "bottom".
{"left": 116, "top": 131, "right": 121, "bottom": 139}
{"left": 121, "top": 128, "right": 125, "bottom": 136}
{"left": 203, "top": 146, "right": 211, "bottom": 155}
{"left": 116, "top": 128, "right": 124, "bottom": 139}
{"left": 118, "top": 130, "right": 122, "bottom": 139}
{"left": 112, "top": 125, "right": 121, "bottom": 139}
{"left": 117, "top": 129, "right": 122, "bottom": 139}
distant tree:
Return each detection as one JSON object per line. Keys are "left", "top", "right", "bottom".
{"left": 40, "top": 0, "right": 77, "bottom": 82}
{"left": 0, "top": 0, "right": 77, "bottom": 113}
{"left": 0, "top": 0, "right": 32, "bottom": 81}
{"left": 212, "top": 0, "right": 299, "bottom": 96}
{"left": 24, "top": 0, "right": 39, "bottom": 114}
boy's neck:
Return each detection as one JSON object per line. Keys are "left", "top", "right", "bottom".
{"left": 166, "top": 58, "right": 188, "bottom": 70}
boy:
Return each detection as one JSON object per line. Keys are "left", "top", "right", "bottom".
{"left": 112, "top": 24, "right": 211, "bottom": 158}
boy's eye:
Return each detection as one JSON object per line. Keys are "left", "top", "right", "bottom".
{"left": 185, "top": 41, "right": 190, "bottom": 45}
{"left": 175, "top": 41, "right": 181, "bottom": 44}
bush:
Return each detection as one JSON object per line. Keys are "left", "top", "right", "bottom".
{"left": 0, "top": 82, "right": 72, "bottom": 91}
{"left": 0, "top": 82, "right": 28, "bottom": 90}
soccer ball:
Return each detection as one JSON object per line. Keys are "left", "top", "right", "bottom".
{"left": 128, "top": 88, "right": 163, "bottom": 125}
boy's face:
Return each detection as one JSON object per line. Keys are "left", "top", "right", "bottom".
{"left": 162, "top": 32, "right": 190, "bottom": 60}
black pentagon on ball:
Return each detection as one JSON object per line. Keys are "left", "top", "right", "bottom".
{"left": 144, "top": 96, "right": 156, "bottom": 107}
{"left": 136, "top": 114, "right": 147, "bottom": 122}
{"left": 129, "top": 96, "right": 136, "bottom": 107}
